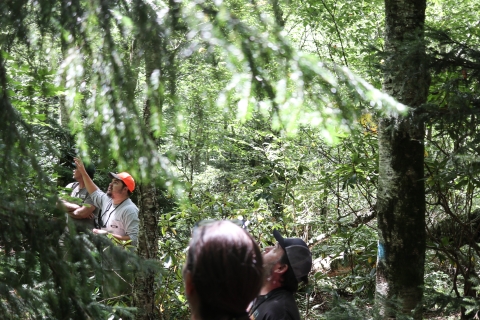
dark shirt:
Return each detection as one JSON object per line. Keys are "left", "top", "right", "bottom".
{"left": 249, "top": 287, "right": 301, "bottom": 320}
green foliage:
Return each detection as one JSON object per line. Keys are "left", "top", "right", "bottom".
{"left": 1, "top": 0, "right": 480, "bottom": 318}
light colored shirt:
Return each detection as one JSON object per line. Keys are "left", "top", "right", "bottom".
{"left": 90, "top": 189, "right": 139, "bottom": 246}
{"left": 66, "top": 182, "right": 98, "bottom": 230}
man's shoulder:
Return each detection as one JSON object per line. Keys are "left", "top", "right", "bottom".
{"left": 65, "top": 182, "right": 78, "bottom": 189}
{"left": 115, "top": 199, "right": 139, "bottom": 220}
{"left": 252, "top": 303, "right": 294, "bottom": 320}
{"left": 253, "top": 289, "right": 300, "bottom": 320}
{"left": 90, "top": 189, "right": 103, "bottom": 196}
{"left": 123, "top": 199, "right": 139, "bottom": 212}
{"left": 90, "top": 189, "right": 107, "bottom": 200}
{"left": 88, "top": 189, "right": 109, "bottom": 207}
{"left": 268, "top": 287, "right": 296, "bottom": 301}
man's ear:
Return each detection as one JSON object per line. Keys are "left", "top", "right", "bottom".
{"left": 273, "top": 263, "right": 289, "bottom": 275}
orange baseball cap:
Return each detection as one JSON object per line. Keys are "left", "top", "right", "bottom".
{"left": 109, "top": 172, "right": 135, "bottom": 192}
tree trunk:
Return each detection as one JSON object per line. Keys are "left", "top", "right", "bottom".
{"left": 132, "top": 1, "right": 180, "bottom": 315}
{"left": 133, "top": 89, "right": 161, "bottom": 319}
{"left": 461, "top": 263, "right": 478, "bottom": 319}
{"left": 375, "top": 0, "right": 429, "bottom": 319}
{"left": 134, "top": 181, "right": 159, "bottom": 319}
{"left": 132, "top": 19, "right": 162, "bottom": 319}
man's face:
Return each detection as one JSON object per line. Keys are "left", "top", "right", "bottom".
{"left": 73, "top": 168, "right": 82, "bottom": 181}
{"left": 107, "top": 179, "right": 127, "bottom": 198}
{"left": 262, "top": 242, "right": 285, "bottom": 278}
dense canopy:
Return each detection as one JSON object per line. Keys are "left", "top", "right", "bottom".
{"left": 1, "top": 0, "right": 480, "bottom": 319}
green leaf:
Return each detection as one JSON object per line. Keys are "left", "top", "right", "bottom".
{"left": 35, "top": 114, "right": 46, "bottom": 121}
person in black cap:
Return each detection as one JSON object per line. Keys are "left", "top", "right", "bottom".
{"left": 248, "top": 230, "right": 312, "bottom": 320}
{"left": 60, "top": 162, "right": 99, "bottom": 231}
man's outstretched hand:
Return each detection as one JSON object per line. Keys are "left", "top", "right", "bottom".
{"left": 73, "top": 157, "right": 99, "bottom": 195}
{"left": 74, "top": 157, "right": 86, "bottom": 173}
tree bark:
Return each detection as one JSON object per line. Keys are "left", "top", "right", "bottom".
{"left": 375, "top": 0, "right": 429, "bottom": 319}
{"left": 134, "top": 181, "right": 159, "bottom": 319}
{"left": 132, "top": 16, "right": 162, "bottom": 319}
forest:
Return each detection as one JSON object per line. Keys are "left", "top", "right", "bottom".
{"left": 1, "top": 0, "right": 479, "bottom": 319}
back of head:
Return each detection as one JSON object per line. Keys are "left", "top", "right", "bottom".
{"left": 85, "top": 164, "right": 95, "bottom": 180}
{"left": 73, "top": 162, "right": 95, "bottom": 179}
{"left": 186, "top": 221, "right": 263, "bottom": 320}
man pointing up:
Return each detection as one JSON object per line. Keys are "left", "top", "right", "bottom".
{"left": 73, "top": 158, "right": 139, "bottom": 246}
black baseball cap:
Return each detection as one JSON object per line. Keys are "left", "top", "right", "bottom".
{"left": 273, "top": 230, "right": 312, "bottom": 283}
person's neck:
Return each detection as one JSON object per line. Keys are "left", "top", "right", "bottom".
{"left": 112, "top": 195, "right": 129, "bottom": 205}
{"left": 189, "top": 298, "right": 200, "bottom": 320}
{"left": 260, "top": 277, "right": 282, "bottom": 295}
{"left": 77, "top": 179, "right": 86, "bottom": 189}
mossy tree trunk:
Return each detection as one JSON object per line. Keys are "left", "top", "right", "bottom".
{"left": 375, "top": 0, "right": 429, "bottom": 319}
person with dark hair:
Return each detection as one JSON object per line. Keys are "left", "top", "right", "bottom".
{"left": 73, "top": 157, "right": 139, "bottom": 246}
{"left": 183, "top": 220, "right": 264, "bottom": 320}
{"left": 248, "top": 230, "right": 312, "bottom": 320}
{"left": 60, "top": 163, "right": 99, "bottom": 231}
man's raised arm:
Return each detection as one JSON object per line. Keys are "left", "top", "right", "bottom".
{"left": 74, "top": 157, "right": 99, "bottom": 195}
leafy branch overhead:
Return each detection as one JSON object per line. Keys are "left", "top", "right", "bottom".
{"left": 5, "top": 1, "right": 407, "bottom": 180}
{"left": 1, "top": 0, "right": 480, "bottom": 319}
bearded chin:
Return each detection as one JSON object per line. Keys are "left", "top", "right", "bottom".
{"left": 107, "top": 191, "right": 112, "bottom": 197}
{"left": 262, "top": 262, "right": 275, "bottom": 283}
